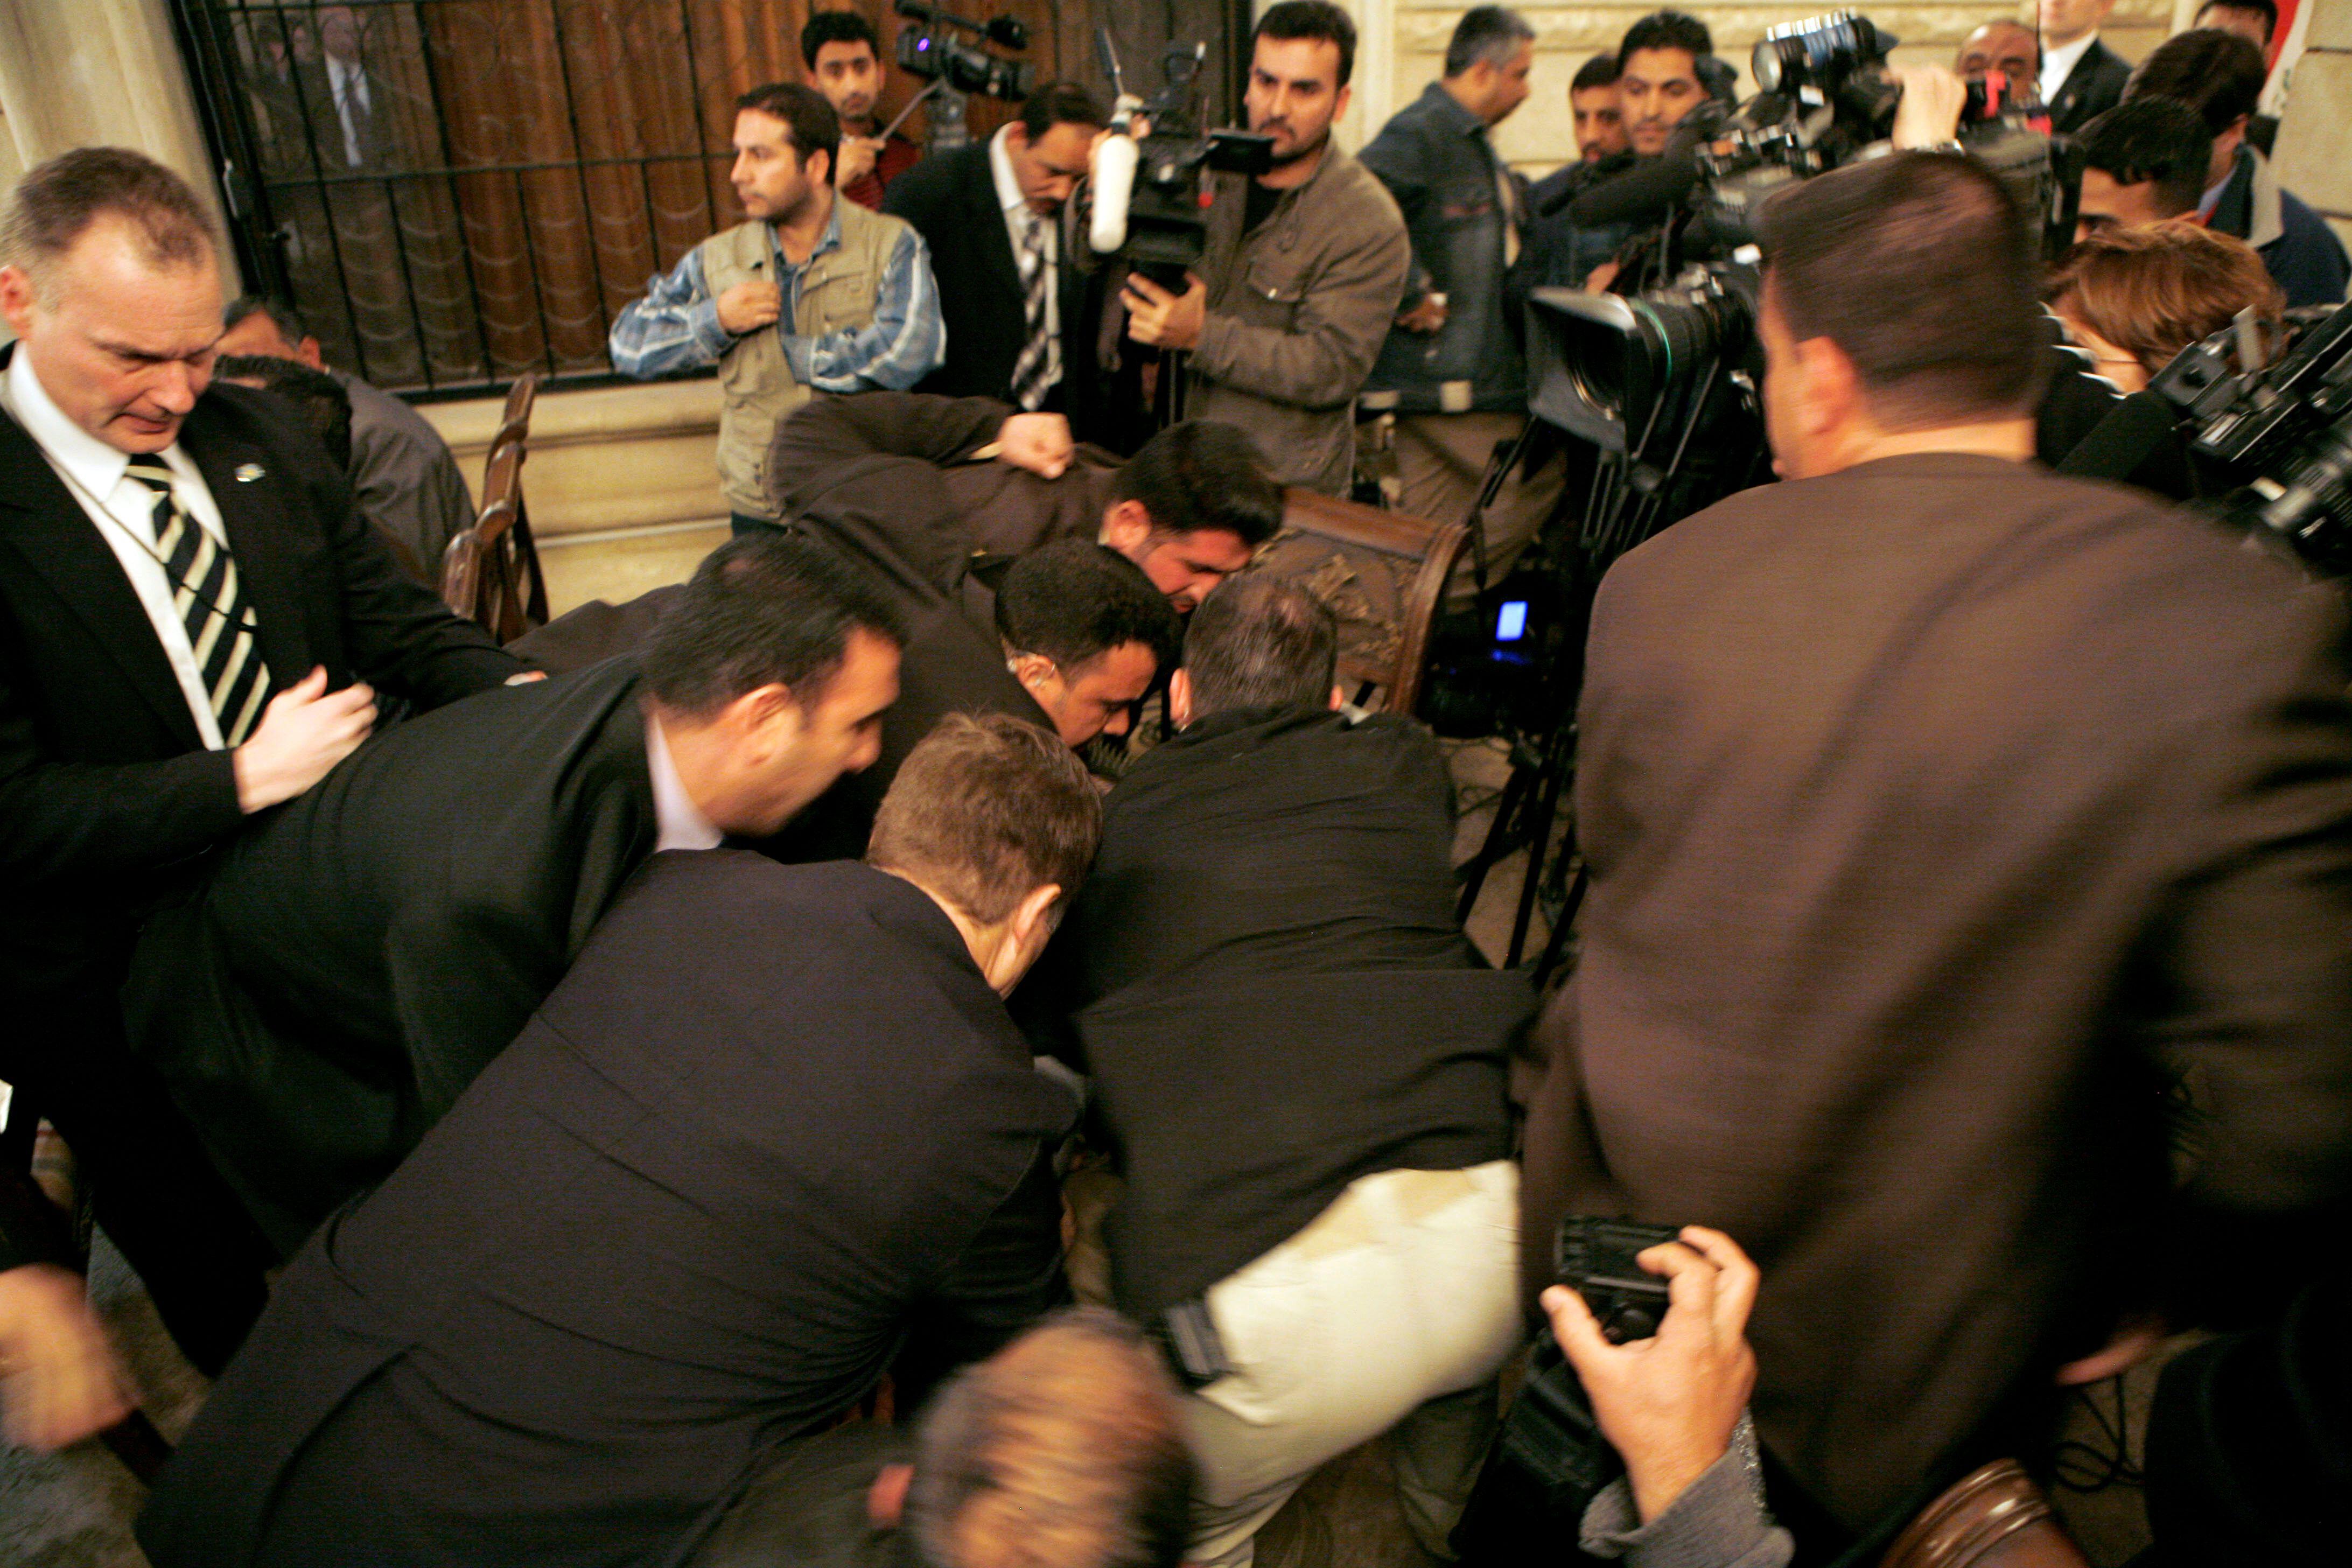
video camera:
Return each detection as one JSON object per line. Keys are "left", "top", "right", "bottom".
{"left": 1086, "top": 30, "right": 1272, "bottom": 289}
{"left": 2154, "top": 300, "right": 2352, "bottom": 573}
{"left": 893, "top": 1, "right": 1032, "bottom": 101}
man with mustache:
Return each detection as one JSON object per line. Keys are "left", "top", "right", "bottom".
{"left": 1121, "top": 2, "right": 1410, "bottom": 497}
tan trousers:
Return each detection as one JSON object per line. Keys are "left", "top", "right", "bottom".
{"left": 1180, "top": 1160, "right": 1523, "bottom": 1568}
{"left": 1392, "top": 412, "right": 1566, "bottom": 608}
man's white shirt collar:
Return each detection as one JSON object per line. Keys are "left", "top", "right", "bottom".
{"left": 6, "top": 348, "right": 138, "bottom": 503}
{"left": 988, "top": 124, "right": 1027, "bottom": 222}
{"left": 2040, "top": 32, "right": 2097, "bottom": 105}
{"left": 645, "top": 715, "right": 724, "bottom": 853}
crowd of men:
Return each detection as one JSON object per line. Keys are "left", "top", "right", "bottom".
{"left": 1, "top": 4, "right": 2350, "bottom": 1568}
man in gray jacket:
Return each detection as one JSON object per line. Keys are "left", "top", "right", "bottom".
{"left": 1359, "top": 6, "right": 1565, "bottom": 588}
{"left": 1121, "top": 2, "right": 1409, "bottom": 496}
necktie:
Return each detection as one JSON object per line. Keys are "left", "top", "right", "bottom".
{"left": 1009, "top": 208, "right": 1057, "bottom": 411}
{"left": 123, "top": 462, "right": 270, "bottom": 746}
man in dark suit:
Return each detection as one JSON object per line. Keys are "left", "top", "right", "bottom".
{"left": 1522, "top": 152, "right": 2352, "bottom": 1550}
{"left": 766, "top": 392, "right": 1282, "bottom": 618}
{"left": 0, "top": 148, "right": 523, "bottom": 1371}
{"left": 1027, "top": 577, "right": 1532, "bottom": 1567}
{"left": 885, "top": 83, "right": 1107, "bottom": 419}
{"left": 2038, "top": 0, "right": 2133, "bottom": 133}
{"left": 125, "top": 533, "right": 904, "bottom": 1258}
{"left": 138, "top": 715, "right": 1104, "bottom": 1568}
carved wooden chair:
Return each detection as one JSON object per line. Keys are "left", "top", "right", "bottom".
{"left": 440, "top": 374, "right": 549, "bottom": 638}
{"left": 1247, "top": 488, "right": 1469, "bottom": 715}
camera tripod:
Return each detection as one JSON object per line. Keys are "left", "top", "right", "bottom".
{"left": 1448, "top": 359, "right": 1760, "bottom": 984}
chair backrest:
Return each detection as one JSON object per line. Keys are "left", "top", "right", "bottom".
{"left": 440, "top": 495, "right": 539, "bottom": 645}
{"left": 1244, "top": 488, "right": 1468, "bottom": 715}
{"left": 453, "top": 375, "right": 549, "bottom": 635}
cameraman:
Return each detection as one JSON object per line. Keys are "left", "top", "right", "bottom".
{"left": 1522, "top": 151, "right": 2352, "bottom": 1549}
{"left": 1119, "top": 2, "right": 1410, "bottom": 496}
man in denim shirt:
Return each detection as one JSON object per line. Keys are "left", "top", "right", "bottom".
{"left": 610, "top": 83, "right": 943, "bottom": 531}
{"left": 1360, "top": 6, "right": 1563, "bottom": 595}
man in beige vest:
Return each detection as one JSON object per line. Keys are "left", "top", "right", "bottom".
{"left": 611, "top": 82, "right": 943, "bottom": 531}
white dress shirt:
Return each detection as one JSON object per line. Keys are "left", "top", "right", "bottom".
{"left": 2039, "top": 32, "right": 2097, "bottom": 108}
{"left": 328, "top": 54, "right": 372, "bottom": 169}
{"left": 2, "top": 349, "right": 241, "bottom": 749}
{"left": 988, "top": 124, "right": 1061, "bottom": 393}
{"left": 645, "top": 716, "right": 723, "bottom": 853}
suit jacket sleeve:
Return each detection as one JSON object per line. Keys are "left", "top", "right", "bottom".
{"left": 300, "top": 441, "right": 525, "bottom": 706}
{"left": 891, "top": 1136, "right": 1068, "bottom": 1409}
{"left": 767, "top": 391, "right": 1013, "bottom": 519}
{"left": 0, "top": 656, "right": 243, "bottom": 887}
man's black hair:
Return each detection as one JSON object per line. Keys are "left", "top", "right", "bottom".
{"left": 1619, "top": 10, "right": 1713, "bottom": 72}
{"left": 736, "top": 82, "right": 842, "bottom": 174}
{"left": 1572, "top": 52, "right": 1622, "bottom": 94}
{"left": 1111, "top": 422, "right": 1283, "bottom": 550}
{"left": 1018, "top": 81, "right": 1108, "bottom": 142}
{"left": 1754, "top": 152, "right": 2045, "bottom": 429}
{"left": 2194, "top": 0, "right": 2277, "bottom": 45}
{"left": 2078, "top": 98, "right": 2215, "bottom": 220}
{"left": 224, "top": 293, "right": 308, "bottom": 343}
{"left": 2126, "top": 29, "right": 2269, "bottom": 135}
{"left": 216, "top": 354, "right": 353, "bottom": 472}
{"left": 997, "top": 540, "right": 1182, "bottom": 676}
{"left": 1181, "top": 575, "right": 1337, "bottom": 720}
{"left": 1255, "top": 1, "right": 1357, "bottom": 88}
{"left": 1446, "top": 7, "right": 1536, "bottom": 79}
{"left": 643, "top": 531, "right": 903, "bottom": 718}
{"left": 799, "top": 9, "right": 878, "bottom": 71}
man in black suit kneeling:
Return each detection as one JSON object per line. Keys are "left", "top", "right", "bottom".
{"left": 141, "top": 714, "right": 1107, "bottom": 1568}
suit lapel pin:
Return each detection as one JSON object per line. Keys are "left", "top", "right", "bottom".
{"left": 235, "top": 462, "right": 265, "bottom": 483}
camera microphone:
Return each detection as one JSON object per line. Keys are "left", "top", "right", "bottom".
{"left": 1091, "top": 133, "right": 1138, "bottom": 254}
{"left": 1552, "top": 143, "right": 1700, "bottom": 226}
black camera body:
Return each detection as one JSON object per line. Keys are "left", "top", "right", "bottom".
{"left": 1091, "top": 34, "right": 1271, "bottom": 289}
{"left": 2154, "top": 300, "right": 2352, "bottom": 571}
{"left": 1556, "top": 1216, "right": 1681, "bottom": 1344}
{"left": 894, "top": 1, "right": 1033, "bottom": 101}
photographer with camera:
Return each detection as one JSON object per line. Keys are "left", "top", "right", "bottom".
{"left": 1359, "top": 8, "right": 1563, "bottom": 580}
{"left": 1523, "top": 150, "right": 2352, "bottom": 1551}
{"left": 1118, "top": 2, "right": 1410, "bottom": 496}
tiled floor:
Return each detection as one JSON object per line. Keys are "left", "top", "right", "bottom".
{"left": 1, "top": 737, "right": 2155, "bottom": 1566}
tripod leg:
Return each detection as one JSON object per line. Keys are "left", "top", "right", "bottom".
{"left": 1530, "top": 864, "right": 1588, "bottom": 990}
{"left": 1506, "top": 753, "right": 1570, "bottom": 968}
{"left": 1456, "top": 761, "right": 1531, "bottom": 923}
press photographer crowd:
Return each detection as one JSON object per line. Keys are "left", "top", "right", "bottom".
{"left": 3, "top": 1, "right": 2350, "bottom": 1564}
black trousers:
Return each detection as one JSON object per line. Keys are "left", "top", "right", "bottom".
{"left": 4, "top": 965, "right": 274, "bottom": 1376}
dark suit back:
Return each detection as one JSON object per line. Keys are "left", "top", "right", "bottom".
{"left": 1037, "top": 708, "right": 1528, "bottom": 1318}
{"left": 139, "top": 853, "right": 1075, "bottom": 1568}
{"left": 884, "top": 143, "right": 1096, "bottom": 409}
{"left": 125, "top": 658, "right": 658, "bottom": 1255}
{"left": 2046, "top": 38, "right": 2132, "bottom": 135}
{"left": 1525, "top": 454, "right": 2352, "bottom": 1531}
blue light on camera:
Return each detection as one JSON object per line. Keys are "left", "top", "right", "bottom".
{"left": 1495, "top": 600, "right": 1529, "bottom": 642}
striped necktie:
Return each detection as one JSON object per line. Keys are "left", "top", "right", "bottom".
{"left": 123, "top": 461, "right": 270, "bottom": 746}
{"left": 1009, "top": 208, "right": 1056, "bottom": 411}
